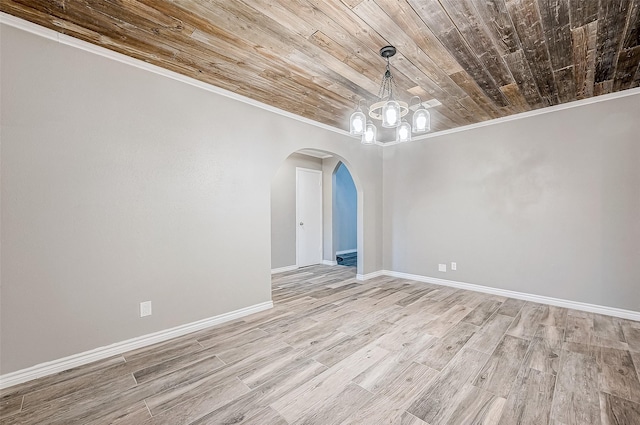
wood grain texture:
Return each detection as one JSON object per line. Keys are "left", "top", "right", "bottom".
{"left": 614, "top": 45, "right": 640, "bottom": 90}
{"left": 470, "top": 0, "right": 521, "bottom": 54}
{"left": 0, "top": 395, "right": 23, "bottom": 420}
{"left": 599, "top": 392, "right": 640, "bottom": 425}
{"left": 2, "top": 0, "right": 639, "bottom": 141}
{"left": 599, "top": 347, "right": 640, "bottom": 403}
{"left": 623, "top": 322, "right": 640, "bottom": 350}
{"left": 572, "top": 21, "right": 598, "bottom": 99}
{"left": 1, "top": 265, "right": 639, "bottom": 424}
{"left": 445, "top": 383, "right": 506, "bottom": 424}
{"left": 474, "top": 335, "right": 531, "bottom": 397}
{"left": 498, "top": 367, "right": 556, "bottom": 425}
{"left": 525, "top": 325, "right": 564, "bottom": 375}
{"left": 593, "top": 315, "right": 627, "bottom": 342}
{"left": 406, "top": 348, "right": 490, "bottom": 424}
{"left": 595, "top": 0, "right": 632, "bottom": 83}
{"left": 496, "top": 297, "right": 526, "bottom": 317}
{"left": 569, "top": 0, "right": 599, "bottom": 28}
{"left": 463, "top": 299, "right": 503, "bottom": 326}
{"left": 467, "top": 313, "right": 516, "bottom": 353}
{"left": 537, "top": 0, "right": 573, "bottom": 70}
{"left": 438, "top": 0, "right": 515, "bottom": 86}
{"left": 506, "top": 0, "right": 560, "bottom": 106}
{"left": 551, "top": 349, "right": 602, "bottom": 424}
{"left": 623, "top": 0, "right": 640, "bottom": 53}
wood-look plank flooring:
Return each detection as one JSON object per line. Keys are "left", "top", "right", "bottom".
{"left": 2, "top": 265, "right": 640, "bottom": 424}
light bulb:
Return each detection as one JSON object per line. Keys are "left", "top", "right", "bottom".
{"left": 413, "top": 109, "right": 430, "bottom": 133}
{"left": 397, "top": 121, "right": 411, "bottom": 143}
{"left": 385, "top": 107, "right": 398, "bottom": 125}
{"left": 362, "top": 122, "right": 376, "bottom": 145}
{"left": 382, "top": 100, "right": 400, "bottom": 128}
{"left": 353, "top": 117, "right": 363, "bottom": 132}
{"left": 350, "top": 110, "right": 366, "bottom": 135}
{"left": 365, "top": 128, "right": 374, "bottom": 142}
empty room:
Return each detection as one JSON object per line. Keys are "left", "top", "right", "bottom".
{"left": 1, "top": 0, "right": 639, "bottom": 424}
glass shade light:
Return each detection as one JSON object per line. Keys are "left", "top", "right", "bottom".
{"left": 362, "top": 122, "right": 377, "bottom": 145}
{"left": 381, "top": 100, "right": 401, "bottom": 128}
{"left": 349, "top": 109, "right": 366, "bottom": 136}
{"left": 412, "top": 107, "right": 431, "bottom": 133}
{"left": 350, "top": 47, "right": 433, "bottom": 145}
{"left": 396, "top": 121, "right": 412, "bottom": 143}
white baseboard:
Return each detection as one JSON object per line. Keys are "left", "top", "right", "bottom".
{"left": 356, "top": 270, "right": 385, "bottom": 281}
{"left": 271, "top": 265, "right": 298, "bottom": 274}
{"left": 0, "top": 301, "right": 273, "bottom": 389}
{"left": 336, "top": 249, "right": 357, "bottom": 255}
{"left": 322, "top": 260, "right": 338, "bottom": 266}
{"left": 359, "top": 270, "right": 640, "bottom": 321}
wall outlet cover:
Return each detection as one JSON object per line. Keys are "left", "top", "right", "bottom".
{"left": 451, "top": 262, "right": 457, "bottom": 271}
{"left": 438, "top": 264, "right": 447, "bottom": 272}
{"left": 140, "top": 301, "right": 152, "bottom": 317}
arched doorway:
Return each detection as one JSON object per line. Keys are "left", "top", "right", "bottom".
{"left": 270, "top": 149, "right": 363, "bottom": 276}
{"left": 332, "top": 162, "right": 358, "bottom": 268}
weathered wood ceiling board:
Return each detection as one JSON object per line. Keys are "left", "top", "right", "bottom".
{"left": 3, "top": 0, "right": 639, "bottom": 139}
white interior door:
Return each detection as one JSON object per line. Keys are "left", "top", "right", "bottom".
{"left": 296, "top": 168, "right": 323, "bottom": 267}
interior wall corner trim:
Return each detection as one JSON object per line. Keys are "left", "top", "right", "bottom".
{"left": 361, "top": 270, "right": 640, "bottom": 321}
{"left": 0, "top": 301, "right": 273, "bottom": 390}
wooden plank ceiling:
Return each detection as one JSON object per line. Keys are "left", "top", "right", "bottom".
{"left": 3, "top": 0, "right": 639, "bottom": 140}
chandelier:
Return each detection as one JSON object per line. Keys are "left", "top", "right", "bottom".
{"left": 349, "top": 46, "right": 432, "bottom": 144}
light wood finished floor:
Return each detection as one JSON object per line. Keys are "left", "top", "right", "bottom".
{"left": 2, "top": 265, "right": 640, "bottom": 424}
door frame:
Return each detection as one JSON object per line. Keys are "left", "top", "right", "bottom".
{"left": 295, "top": 167, "right": 323, "bottom": 268}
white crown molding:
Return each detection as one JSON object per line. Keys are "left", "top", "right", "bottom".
{"left": 5, "top": 12, "right": 636, "bottom": 148}
{"left": 336, "top": 249, "right": 357, "bottom": 255}
{"left": 271, "top": 265, "right": 299, "bottom": 275}
{"left": 0, "top": 13, "right": 352, "bottom": 140}
{"left": 352, "top": 86, "right": 640, "bottom": 146}
{"left": 390, "top": 86, "right": 640, "bottom": 145}
{"left": 0, "top": 301, "right": 273, "bottom": 389}
{"left": 359, "top": 270, "right": 640, "bottom": 321}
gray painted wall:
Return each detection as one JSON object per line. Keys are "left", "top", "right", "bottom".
{"left": 270, "top": 153, "right": 322, "bottom": 269}
{"left": 2, "top": 20, "right": 638, "bottom": 376}
{"left": 383, "top": 93, "right": 640, "bottom": 312}
{"left": 333, "top": 163, "right": 357, "bottom": 253}
{"left": 0, "top": 25, "right": 384, "bottom": 374}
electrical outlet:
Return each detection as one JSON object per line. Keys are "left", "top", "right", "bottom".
{"left": 451, "top": 262, "right": 457, "bottom": 271}
{"left": 438, "top": 264, "right": 447, "bottom": 272}
{"left": 140, "top": 301, "right": 152, "bottom": 317}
